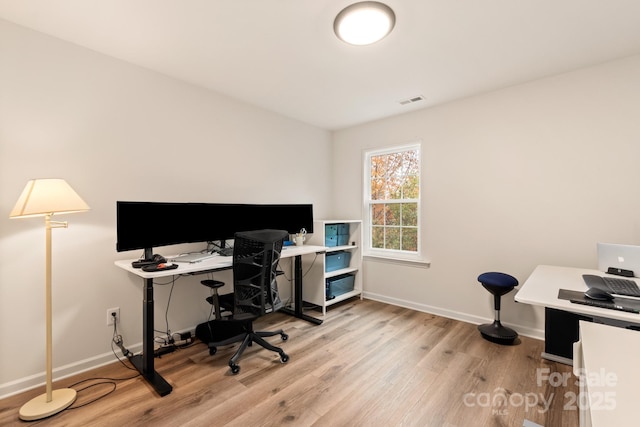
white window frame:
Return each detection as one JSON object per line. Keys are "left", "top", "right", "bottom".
{"left": 363, "top": 142, "right": 426, "bottom": 265}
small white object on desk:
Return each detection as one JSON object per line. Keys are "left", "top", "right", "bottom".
{"left": 294, "top": 228, "right": 307, "bottom": 246}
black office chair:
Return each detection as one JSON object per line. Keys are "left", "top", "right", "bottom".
{"left": 205, "top": 229, "right": 290, "bottom": 374}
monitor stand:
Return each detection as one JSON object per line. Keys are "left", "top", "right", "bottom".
{"left": 131, "top": 248, "right": 157, "bottom": 268}
{"left": 216, "top": 239, "right": 234, "bottom": 256}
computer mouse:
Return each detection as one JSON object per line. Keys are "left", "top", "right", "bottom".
{"left": 584, "top": 287, "right": 614, "bottom": 301}
{"left": 151, "top": 254, "right": 167, "bottom": 264}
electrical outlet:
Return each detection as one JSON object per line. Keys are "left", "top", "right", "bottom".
{"left": 107, "top": 307, "right": 120, "bottom": 326}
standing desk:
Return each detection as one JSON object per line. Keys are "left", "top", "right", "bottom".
{"left": 114, "top": 244, "right": 326, "bottom": 397}
{"left": 515, "top": 265, "right": 640, "bottom": 364}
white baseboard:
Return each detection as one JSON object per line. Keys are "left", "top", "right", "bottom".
{"left": 361, "top": 291, "right": 544, "bottom": 341}
{"left": 0, "top": 324, "right": 200, "bottom": 400}
{"left": 0, "top": 341, "right": 143, "bottom": 400}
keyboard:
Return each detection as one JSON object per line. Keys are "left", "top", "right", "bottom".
{"left": 582, "top": 274, "right": 640, "bottom": 297}
{"left": 602, "top": 277, "right": 640, "bottom": 297}
{"left": 570, "top": 298, "right": 639, "bottom": 314}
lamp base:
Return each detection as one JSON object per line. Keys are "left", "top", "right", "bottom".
{"left": 19, "top": 388, "right": 77, "bottom": 421}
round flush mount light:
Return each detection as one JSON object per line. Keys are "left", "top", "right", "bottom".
{"left": 334, "top": 2, "right": 396, "bottom": 46}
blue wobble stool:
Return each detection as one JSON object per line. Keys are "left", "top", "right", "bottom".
{"left": 477, "top": 272, "right": 519, "bottom": 344}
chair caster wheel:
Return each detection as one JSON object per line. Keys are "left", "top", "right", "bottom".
{"left": 280, "top": 353, "right": 289, "bottom": 363}
{"left": 281, "top": 333, "right": 288, "bottom": 341}
{"left": 230, "top": 363, "right": 240, "bottom": 374}
{"left": 209, "top": 346, "right": 217, "bottom": 356}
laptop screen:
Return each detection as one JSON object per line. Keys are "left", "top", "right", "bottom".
{"left": 597, "top": 243, "right": 640, "bottom": 277}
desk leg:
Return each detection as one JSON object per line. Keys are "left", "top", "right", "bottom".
{"left": 129, "top": 277, "right": 173, "bottom": 396}
{"left": 280, "top": 255, "right": 323, "bottom": 325}
{"left": 542, "top": 307, "right": 591, "bottom": 366}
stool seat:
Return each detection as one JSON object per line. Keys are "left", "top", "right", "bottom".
{"left": 478, "top": 272, "right": 518, "bottom": 288}
{"left": 477, "top": 271, "right": 518, "bottom": 345}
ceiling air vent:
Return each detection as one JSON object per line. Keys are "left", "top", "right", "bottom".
{"left": 399, "top": 95, "right": 425, "bottom": 106}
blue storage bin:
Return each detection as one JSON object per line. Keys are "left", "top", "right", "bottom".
{"left": 326, "top": 274, "right": 355, "bottom": 299}
{"left": 337, "top": 223, "right": 350, "bottom": 235}
{"left": 325, "top": 251, "right": 351, "bottom": 272}
{"left": 325, "top": 222, "right": 350, "bottom": 246}
{"left": 325, "top": 224, "right": 339, "bottom": 236}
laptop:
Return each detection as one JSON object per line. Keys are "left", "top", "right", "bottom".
{"left": 170, "top": 252, "right": 215, "bottom": 263}
{"left": 597, "top": 243, "right": 640, "bottom": 278}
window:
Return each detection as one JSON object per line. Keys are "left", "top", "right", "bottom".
{"left": 364, "top": 143, "right": 421, "bottom": 260}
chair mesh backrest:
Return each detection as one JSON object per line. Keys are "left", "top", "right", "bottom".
{"left": 232, "top": 229, "right": 288, "bottom": 316}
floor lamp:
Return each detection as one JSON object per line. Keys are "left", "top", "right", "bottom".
{"left": 10, "top": 179, "right": 90, "bottom": 421}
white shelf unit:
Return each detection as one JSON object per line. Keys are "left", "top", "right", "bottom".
{"left": 304, "top": 220, "right": 363, "bottom": 316}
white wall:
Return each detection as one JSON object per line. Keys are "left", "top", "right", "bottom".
{"left": 0, "top": 20, "right": 332, "bottom": 397}
{"left": 332, "top": 54, "right": 640, "bottom": 336}
{"left": 3, "top": 15, "right": 640, "bottom": 399}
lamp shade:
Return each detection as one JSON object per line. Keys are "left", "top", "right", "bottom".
{"left": 10, "top": 179, "right": 90, "bottom": 219}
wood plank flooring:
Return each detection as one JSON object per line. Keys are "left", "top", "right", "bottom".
{"left": 0, "top": 299, "right": 578, "bottom": 426}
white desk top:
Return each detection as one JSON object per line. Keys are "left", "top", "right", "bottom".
{"left": 576, "top": 321, "right": 639, "bottom": 426}
{"left": 115, "top": 244, "right": 326, "bottom": 279}
{"left": 515, "top": 265, "right": 640, "bottom": 323}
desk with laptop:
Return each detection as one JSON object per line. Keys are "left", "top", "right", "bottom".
{"left": 515, "top": 243, "right": 640, "bottom": 365}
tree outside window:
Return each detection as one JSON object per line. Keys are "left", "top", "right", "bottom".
{"left": 365, "top": 144, "right": 420, "bottom": 255}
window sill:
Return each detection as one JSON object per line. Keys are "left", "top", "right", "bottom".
{"left": 363, "top": 254, "right": 431, "bottom": 268}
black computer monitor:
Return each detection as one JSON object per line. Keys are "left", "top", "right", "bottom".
{"left": 116, "top": 201, "right": 313, "bottom": 258}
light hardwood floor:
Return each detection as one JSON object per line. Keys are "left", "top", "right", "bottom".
{"left": 0, "top": 299, "right": 578, "bottom": 426}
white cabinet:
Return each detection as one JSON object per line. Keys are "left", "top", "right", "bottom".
{"left": 304, "top": 220, "right": 363, "bottom": 316}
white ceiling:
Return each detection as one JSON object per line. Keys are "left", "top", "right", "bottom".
{"left": 2, "top": 0, "right": 640, "bottom": 130}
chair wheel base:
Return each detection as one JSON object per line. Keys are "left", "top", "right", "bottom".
{"left": 478, "top": 321, "right": 518, "bottom": 345}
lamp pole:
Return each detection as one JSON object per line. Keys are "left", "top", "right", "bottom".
{"left": 45, "top": 214, "right": 53, "bottom": 402}
{"left": 18, "top": 215, "right": 76, "bottom": 420}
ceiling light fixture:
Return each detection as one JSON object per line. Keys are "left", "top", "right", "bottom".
{"left": 334, "top": 2, "right": 396, "bottom": 46}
